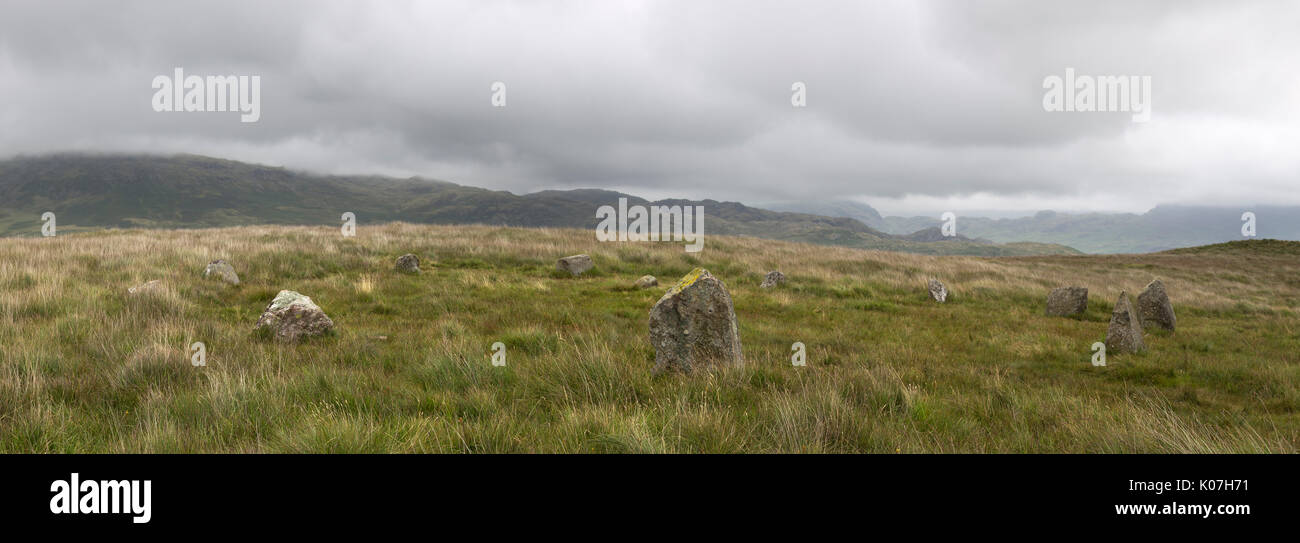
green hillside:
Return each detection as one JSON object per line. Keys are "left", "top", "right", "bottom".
{"left": 0, "top": 153, "right": 1079, "bottom": 256}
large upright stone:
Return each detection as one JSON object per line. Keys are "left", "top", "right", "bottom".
{"left": 928, "top": 278, "right": 948, "bottom": 303}
{"left": 254, "top": 290, "right": 335, "bottom": 342}
{"left": 1105, "top": 291, "right": 1145, "bottom": 354}
{"left": 648, "top": 268, "right": 743, "bottom": 374}
{"left": 1137, "top": 279, "right": 1176, "bottom": 331}
{"left": 1046, "top": 286, "right": 1088, "bottom": 317}
{"left": 556, "top": 254, "right": 593, "bottom": 276}
{"left": 203, "top": 260, "right": 240, "bottom": 285}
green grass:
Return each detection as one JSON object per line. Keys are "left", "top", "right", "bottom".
{"left": 0, "top": 224, "right": 1296, "bottom": 453}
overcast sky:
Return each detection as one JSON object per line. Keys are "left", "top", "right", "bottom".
{"left": 1, "top": 0, "right": 1297, "bottom": 216}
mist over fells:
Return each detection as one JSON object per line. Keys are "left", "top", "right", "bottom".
{"left": 0, "top": 0, "right": 1297, "bottom": 217}
{"left": 4, "top": 152, "right": 1299, "bottom": 254}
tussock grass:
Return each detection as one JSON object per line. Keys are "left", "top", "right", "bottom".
{"left": 0, "top": 223, "right": 1296, "bottom": 453}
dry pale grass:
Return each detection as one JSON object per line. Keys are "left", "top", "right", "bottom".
{"left": 0, "top": 223, "right": 1296, "bottom": 453}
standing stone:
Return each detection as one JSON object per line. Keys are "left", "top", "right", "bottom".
{"left": 1046, "top": 286, "right": 1088, "bottom": 317}
{"left": 927, "top": 278, "right": 948, "bottom": 303}
{"left": 254, "top": 290, "right": 335, "bottom": 342}
{"left": 648, "top": 268, "right": 743, "bottom": 374}
{"left": 556, "top": 254, "right": 593, "bottom": 276}
{"left": 634, "top": 275, "right": 658, "bottom": 288}
{"left": 203, "top": 259, "right": 240, "bottom": 285}
{"left": 760, "top": 271, "right": 786, "bottom": 289}
{"left": 395, "top": 253, "right": 421, "bottom": 274}
{"left": 1105, "top": 291, "right": 1146, "bottom": 354}
{"left": 1137, "top": 279, "right": 1176, "bottom": 331}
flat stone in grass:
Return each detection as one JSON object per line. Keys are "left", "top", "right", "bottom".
{"left": 203, "top": 259, "right": 240, "bottom": 285}
{"left": 760, "top": 271, "right": 786, "bottom": 289}
{"left": 1105, "top": 290, "right": 1146, "bottom": 354}
{"left": 128, "top": 280, "right": 163, "bottom": 295}
{"left": 1046, "top": 286, "right": 1088, "bottom": 317}
{"left": 254, "top": 290, "right": 335, "bottom": 342}
{"left": 1137, "top": 279, "right": 1176, "bottom": 331}
{"left": 634, "top": 275, "right": 658, "bottom": 288}
{"left": 648, "top": 268, "right": 743, "bottom": 374}
{"left": 556, "top": 254, "right": 593, "bottom": 276}
{"left": 395, "top": 253, "right": 421, "bottom": 274}
{"left": 928, "top": 278, "right": 948, "bottom": 303}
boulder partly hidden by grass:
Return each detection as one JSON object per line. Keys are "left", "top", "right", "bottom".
{"left": 394, "top": 253, "right": 421, "bottom": 274}
{"left": 760, "top": 270, "right": 786, "bottom": 289}
{"left": 556, "top": 254, "right": 593, "bottom": 276}
{"left": 254, "top": 290, "right": 335, "bottom": 342}
{"left": 634, "top": 275, "right": 658, "bottom": 288}
{"left": 648, "top": 268, "right": 743, "bottom": 374}
{"left": 1046, "top": 286, "right": 1088, "bottom": 317}
{"left": 203, "top": 259, "right": 240, "bottom": 285}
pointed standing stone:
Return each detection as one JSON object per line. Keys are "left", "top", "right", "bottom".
{"left": 648, "top": 268, "right": 743, "bottom": 374}
{"left": 1137, "top": 279, "right": 1176, "bottom": 331}
{"left": 1105, "top": 291, "right": 1146, "bottom": 354}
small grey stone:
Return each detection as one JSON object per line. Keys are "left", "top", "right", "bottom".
{"left": 557, "top": 254, "right": 593, "bottom": 276}
{"left": 395, "top": 253, "right": 421, "bottom": 274}
{"left": 1046, "top": 286, "right": 1088, "bottom": 317}
{"left": 203, "top": 259, "right": 240, "bottom": 285}
{"left": 1137, "top": 279, "right": 1176, "bottom": 331}
{"left": 927, "top": 278, "right": 948, "bottom": 303}
{"left": 1105, "top": 291, "right": 1146, "bottom": 354}
{"left": 634, "top": 275, "right": 658, "bottom": 288}
{"left": 759, "top": 271, "right": 786, "bottom": 289}
{"left": 648, "top": 268, "right": 743, "bottom": 374}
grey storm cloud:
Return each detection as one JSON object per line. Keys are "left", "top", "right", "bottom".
{"left": 0, "top": 0, "right": 1297, "bottom": 214}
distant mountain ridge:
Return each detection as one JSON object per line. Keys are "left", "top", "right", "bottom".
{"left": 762, "top": 200, "right": 1300, "bottom": 254}
{"left": 0, "top": 154, "right": 1079, "bottom": 256}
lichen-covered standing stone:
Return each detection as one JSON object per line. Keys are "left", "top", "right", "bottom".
{"left": 928, "top": 278, "right": 948, "bottom": 303}
{"left": 557, "top": 254, "right": 593, "bottom": 276}
{"left": 1105, "top": 291, "right": 1146, "bottom": 354}
{"left": 1137, "top": 279, "right": 1176, "bottom": 331}
{"left": 203, "top": 259, "right": 240, "bottom": 285}
{"left": 648, "top": 268, "right": 743, "bottom": 374}
{"left": 254, "top": 290, "right": 335, "bottom": 342}
{"left": 1046, "top": 286, "right": 1088, "bottom": 316}
{"left": 760, "top": 271, "right": 786, "bottom": 289}
{"left": 395, "top": 253, "right": 421, "bottom": 274}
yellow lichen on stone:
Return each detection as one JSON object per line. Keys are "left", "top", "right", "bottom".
{"left": 668, "top": 267, "right": 706, "bottom": 296}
